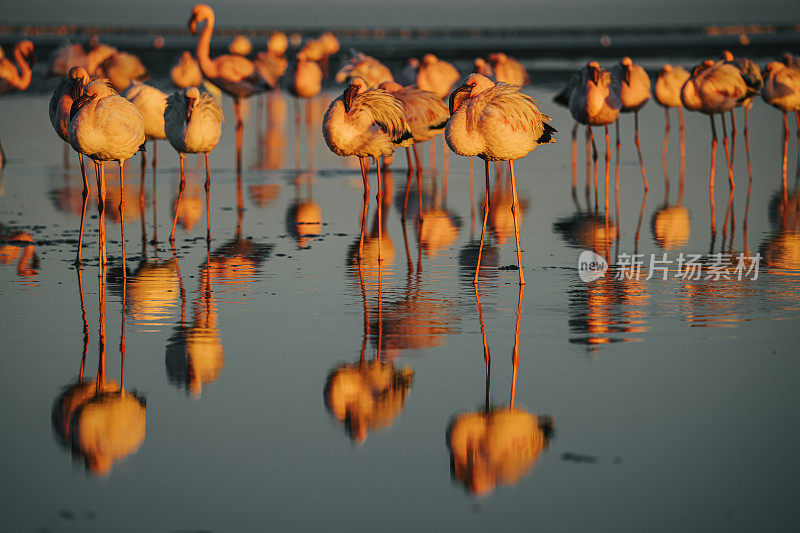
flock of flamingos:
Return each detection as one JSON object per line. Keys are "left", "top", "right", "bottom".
{"left": 1, "top": 3, "right": 798, "bottom": 287}
{"left": 0, "top": 4, "right": 799, "bottom": 494}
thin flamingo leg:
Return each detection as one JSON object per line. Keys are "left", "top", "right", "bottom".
{"left": 358, "top": 156, "right": 369, "bottom": 260}
{"left": 730, "top": 110, "right": 736, "bottom": 172}
{"left": 662, "top": 108, "right": 670, "bottom": 195}
{"left": 77, "top": 155, "right": 89, "bottom": 265}
{"left": 782, "top": 112, "right": 789, "bottom": 203}
{"left": 604, "top": 125, "right": 611, "bottom": 215}
{"left": 118, "top": 160, "right": 127, "bottom": 279}
{"left": 402, "top": 147, "right": 413, "bottom": 221}
{"left": 474, "top": 159, "right": 491, "bottom": 285}
{"left": 98, "top": 162, "right": 107, "bottom": 266}
{"left": 634, "top": 110, "right": 649, "bottom": 191}
{"left": 710, "top": 115, "right": 718, "bottom": 235}
{"left": 508, "top": 160, "right": 525, "bottom": 285}
{"left": 679, "top": 106, "right": 686, "bottom": 203}
{"left": 170, "top": 155, "right": 185, "bottom": 243}
{"left": 375, "top": 157, "right": 384, "bottom": 262}
{"left": 413, "top": 144, "right": 423, "bottom": 224}
{"left": 571, "top": 122, "right": 578, "bottom": 191}
{"left": 509, "top": 284, "right": 525, "bottom": 408}
{"left": 205, "top": 152, "right": 212, "bottom": 244}
{"left": 589, "top": 126, "right": 598, "bottom": 212}
{"left": 744, "top": 106, "right": 752, "bottom": 183}
{"left": 721, "top": 112, "right": 735, "bottom": 190}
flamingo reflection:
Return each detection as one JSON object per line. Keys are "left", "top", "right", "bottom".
{"left": 51, "top": 266, "right": 146, "bottom": 476}
{"left": 447, "top": 286, "right": 553, "bottom": 496}
{"left": 286, "top": 172, "right": 322, "bottom": 249}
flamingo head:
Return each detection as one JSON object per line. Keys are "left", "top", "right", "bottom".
{"left": 488, "top": 52, "right": 508, "bottom": 63}
{"left": 378, "top": 81, "right": 403, "bottom": 93}
{"left": 422, "top": 54, "right": 438, "bottom": 66}
{"left": 449, "top": 73, "right": 494, "bottom": 114}
{"left": 184, "top": 87, "right": 201, "bottom": 122}
{"left": 68, "top": 67, "right": 91, "bottom": 100}
{"left": 765, "top": 61, "right": 785, "bottom": 76}
{"left": 16, "top": 40, "right": 35, "bottom": 65}
{"left": 343, "top": 77, "right": 367, "bottom": 113}
{"left": 188, "top": 4, "right": 213, "bottom": 35}
{"left": 722, "top": 50, "right": 734, "bottom": 62}
{"left": 660, "top": 64, "right": 672, "bottom": 74}
{"left": 69, "top": 80, "right": 112, "bottom": 120}
{"left": 407, "top": 57, "right": 420, "bottom": 68}
{"left": 587, "top": 61, "right": 601, "bottom": 85}
{"left": 620, "top": 57, "right": 633, "bottom": 85}
{"left": 474, "top": 58, "right": 486, "bottom": 69}
{"left": 320, "top": 32, "right": 340, "bottom": 55}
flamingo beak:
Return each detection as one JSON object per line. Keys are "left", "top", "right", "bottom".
{"left": 343, "top": 84, "right": 358, "bottom": 113}
{"left": 71, "top": 79, "right": 85, "bottom": 101}
{"left": 188, "top": 16, "right": 198, "bottom": 35}
{"left": 449, "top": 83, "right": 472, "bottom": 115}
{"left": 186, "top": 97, "right": 196, "bottom": 122}
{"left": 623, "top": 64, "right": 631, "bottom": 86}
{"left": 69, "top": 94, "right": 93, "bottom": 121}
{"left": 590, "top": 66, "right": 600, "bottom": 85}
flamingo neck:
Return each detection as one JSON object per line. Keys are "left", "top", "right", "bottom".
{"left": 12, "top": 47, "right": 32, "bottom": 90}
{"left": 195, "top": 15, "right": 218, "bottom": 78}
{"left": 681, "top": 80, "right": 702, "bottom": 111}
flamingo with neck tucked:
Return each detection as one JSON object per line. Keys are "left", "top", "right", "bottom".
{"left": 170, "top": 51, "right": 203, "bottom": 89}
{"left": 611, "top": 57, "right": 651, "bottom": 191}
{"left": 0, "top": 40, "right": 35, "bottom": 167}
{"left": 165, "top": 87, "right": 224, "bottom": 244}
{"left": 50, "top": 66, "right": 91, "bottom": 263}
{"left": 655, "top": 64, "right": 690, "bottom": 191}
{"left": 446, "top": 73, "right": 556, "bottom": 285}
{"left": 69, "top": 80, "right": 145, "bottom": 273}
{"left": 188, "top": 4, "right": 267, "bottom": 175}
{"left": 762, "top": 61, "right": 800, "bottom": 199}
{"left": 323, "top": 77, "right": 412, "bottom": 262}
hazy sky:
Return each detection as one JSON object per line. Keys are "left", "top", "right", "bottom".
{"left": 1, "top": 0, "right": 797, "bottom": 28}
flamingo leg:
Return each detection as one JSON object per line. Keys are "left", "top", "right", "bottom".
{"left": 442, "top": 134, "right": 449, "bottom": 175}
{"left": 634, "top": 189, "right": 648, "bottom": 254}
{"left": 589, "top": 126, "right": 598, "bottom": 212}
{"left": 782, "top": 112, "right": 789, "bottom": 203}
{"left": 118, "top": 160, "right": 127, "bottom": 279}
{"left": 77, "top": 155, "right": 89, "bottom": 265}
{"left": 721, "top": 111, "right": 735, "bottom": 190}
{"left": 509, "top": 284, "right": 525, "bottom": 409}
{"left": 306, "top": 98, "right": 314, "bottom": 170}
{"left": 678, "top": 106, "right": 686, "bottom": 204}
{"left": 508, "top": 159, "right": 525, "bottom": 285}
{"left": 571, "top": 122, "right": 578, "bottom": 191}
{"left": 358, "top": 156, "right": 369, "bottom": 260}
{"left": 205, "top": 152, "right": 212, "bottom": 244}
{"left": 662, "top": 108, "right": 670, "bottom": 196}
{"left": 584, "top": 126, "right": 591, "bottom": 197}
{"left": 468, "top": 156, "right": 475, "bottom": 237}
{"left": 170, "top": 154, "right": 186, "bottom": 243}
{"left": 474, "top": 159, "right": 491, "bottom": 285}
{"left": 634, "top": 110, "right": 649, "bottom": 191}
{"left": 604, "top": 125, "right": 611, "bottom": 215}
{"left": 152, "top": 138, "right": 157, "bottom": 170}
{"left": 710, "top": 115, "right": 718, "bottom": 235}
{"left": 294, "top": 98, "right": 301, "bottom": 170}
{"left": 795, "top": 110, "right": 800, "bottom": 175}
{"left": 430, "top": 139, "right": 436, "bottom": 170}
{"left": 235, "top": 96, "right": 243, "bottom": 174}
{"left": 413, "top": 144, "right": 423, "bottom": 224}
{"left": 151, "top": 149, "right": 158, "bottom": 246}
{"left": 98, "top": 162, "right": 107, "bottom": 266}
{"left": 730, "top": 110, "right": 736, "bottom": 172}
{"left": 402, "top": 147, "right": 413, "bottom": 221}
{"left": 375, "top": 156, "right": 384, "bottom": 263}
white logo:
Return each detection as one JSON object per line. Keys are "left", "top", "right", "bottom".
{"left": 578, "top": 250, "right": 608, "bottom": 282}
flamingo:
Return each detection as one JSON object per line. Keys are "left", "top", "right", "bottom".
{"left": 123, "top": 81, "right": 167, "bottom": 168}
{"left": 378, "top": 81, "right": 449, "bottom": 220}
{"left": 682, "top": 59, "right": 748, "bottom": 232}
{"left": 323, "top": 77, "right": 412, "bottom": 261}
{"left": 254, "top": 32, "right": 289, "bottom": 89}
{"left": 289, "top": 51, "right": 323, "bottom": 169}
{"left": 228, "top": 35, "right": 253, "bottom": 56}
{"left": 0, "top": 40, "right": 35, "bottom": 167}
{"left": 69, "top": 80, "right": 145, "bottom": 272}
{"left": 611, "top": 57, "right": 651, "bottom": 191}
{"left": 446, "top": 73, "right": 556, "bottom": 284}
{"left": 188, "top": 3, "right": 268, "bottom": 174}
{"left": 170, "top": 51, "right": 203, "bottom": 89}
{"left": 486, "top": 53, "right": 530, "bottom": 86}
{"left": 50, "top": 66, "right": 91, "bottom": 263}
{"left": 722, "top": 51, "right": 763, "bottom": 179}
{"left": 552, "top": 70, "right": 582, "bottom": 192}
{"left": 95, "top": 52, "right": 148, "bottom": 92}
{"left": 655, "top": 64, "right": 690, "bottom": 191}
{"left": 50, "top": 39, "right": 116, "bottom": 77}
{"left": 165, "top": 87, "right": 225, "bottom": 244}
{"left": 762, "top": 61, "right": 800, "bottom": 198}
{"left": 336, "top": 52, "right": 394, "bottom": 88}
{"left": 416, "top": 54, "right": 460, "bottom": 171}
{"left": 568, "top": 62, "right": 621, "bottom": 213}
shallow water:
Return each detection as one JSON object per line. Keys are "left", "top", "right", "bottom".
{"left": 1, "top": 54, "right": 800, "bottom": 532}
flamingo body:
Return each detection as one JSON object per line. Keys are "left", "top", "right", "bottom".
{"left": 123, "top": 82, "right": 168, "bottom": 141}
{"left": 611, "top": 57, "right": 650, "bottom": 112}
{"left": 0, "top": 40, "right": 34, "bottom": 96}
{"left": 171, "top": 51, "right": 203, "bottom": 89}
{"left": 165, "top": 87, "right": 224, "bottom": 154}
{"left": 569, "top": 62, "right": 621, "bottom": 126}
{"left": 655, "top": 64, "right": 690, "bottom": 108}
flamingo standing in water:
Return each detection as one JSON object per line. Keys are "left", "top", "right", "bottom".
{"left": 681, "top": 59, "right": 747, "bottom": 232}
{"left": 170, "top": 51, "right": 203, "bottom": 89}
{"left": 188, "top": 4, "right": 268, "bottom": 175}
{"left": 254, "top": 32, "right": 289, "bottom": 89}
{"left": 655, "top": 64, "right": 690, "bottom": 190}
{"left": 289, "top": 51, "right": 323, "bottom": 170}
{"left": 69, "top": 80, "right": 145, "bottom": 272}
{"left": 165, "top": 87, "right": 224, "bottom": 244}
{"left": 50, "top": 66, "right": 91, "bottom": 262}
{"left": 0, "top": 40, "right": 35, "bottom": 167}
{"left": 611, "top": 57, "right": 651, "bottom": 191}
{"left": 95, "top": 52, "right": 148, "bottom": 92}
{"left": 446, "top": 73, "right": 556, "bottom": 284}
{"left": 762, "top": 61, "right": 800, "bottom": 198}
{"left": 123, "top": 81, "right": 167, "bottom": 169}
{"left": 416, "top": 53, "right": 460, "bottom": 171}
{"left": 378, "top": 81, "right": 449, "bottom": 220}
{"left": 323, "top": 77, "right": 412, "bottom": 261}
{"left": 722, "top": 51, "right": 763, "bottom": 170}
{"left": 569, "top": 62, "right": 621, "bottom": 212}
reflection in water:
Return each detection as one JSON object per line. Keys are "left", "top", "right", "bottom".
{"left": 253, "top": 90, "right": 288, "bottom": 171}
{"left": 325, "top": 260, "right": 414, "bottom": 444}
{"left": 447, "top": 287, "right": 553, "bottom": 496}
{"left": 761, "top": 192, "right": 800, "bottom": 275}
{"left": 0, "top": 226, "right": 38, "bottom": 282}
{"left": 207, "top": 232, "right": 274, "bottom": 300}
{"left": 487, "top": 174, "right": 529, "bottom": 246}
{"left": 166, "top": 251, "right": 223, "bottom": 397}
{"left": 125, "top": 260, "right": 180, "bottom": 329}
{"left": 651, "top": 204, "right": 690, "bottom": 250}
{"left": 285, "top": 172, "right": 322, "bottom": 249}
{"left": 51, "top": 267, "right": 146, "bottom": 476}
{"left": 415, "top": 174, "right": 462, "bottom": 258}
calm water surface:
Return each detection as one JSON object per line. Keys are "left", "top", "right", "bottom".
{"left": 1, "top": 52, "right": 800, "bottom": 532}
